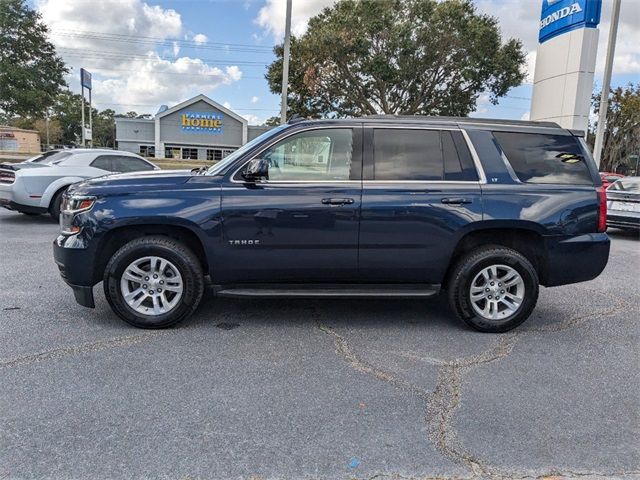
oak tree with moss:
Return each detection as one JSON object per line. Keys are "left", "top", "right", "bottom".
{"left": 266, "top": 0, "right": 526, "bottom": 118}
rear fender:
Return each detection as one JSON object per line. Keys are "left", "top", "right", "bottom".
{"left": 40, "top": 177, "right": 85, "bottom": 209}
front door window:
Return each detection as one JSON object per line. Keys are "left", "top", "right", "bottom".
{"left": 254, "top": 129, "right": 354, "bottom": 181}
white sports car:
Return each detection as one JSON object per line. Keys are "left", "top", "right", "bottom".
{"left": 0, "top": 149, "right": 158, "bottom": 218}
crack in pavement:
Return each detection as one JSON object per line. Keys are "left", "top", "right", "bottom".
{"left": 0, "top": 330, "right": 171, "bottom": 370}
{"left": 312, "top": 288, "right": 636, "bottom": 480}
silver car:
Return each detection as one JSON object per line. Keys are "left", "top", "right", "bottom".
{"left": 606, "top": 177, "right": 640, "bottom": 231}
{"left": 0, "top": 149, "right": 158, "bottom": 218}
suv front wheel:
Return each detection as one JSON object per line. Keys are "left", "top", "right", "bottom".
{"left": 447, "top": 246, "right": 539, "bottom": 333}
{"left": 103, "top": 236, "right": 205, "bottom": 328}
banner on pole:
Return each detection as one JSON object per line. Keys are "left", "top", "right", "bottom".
{"left": 80, "top": 68, "right": 92, "bottom": 90}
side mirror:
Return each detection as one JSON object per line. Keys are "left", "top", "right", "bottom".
{"left": 242, "top": 158, "right": 269, "bottom": 182}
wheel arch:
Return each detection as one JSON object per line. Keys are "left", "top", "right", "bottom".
{"left": 41, "top": 177, "right": 85, "bottom": 209}
{"left": 93, "top": 223, "right": 210, "bottom": 285}
{"left": 443, "top": 223, "right": 548, "bottom": 289}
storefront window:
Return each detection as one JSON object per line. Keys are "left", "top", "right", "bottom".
{"left": 139, "top": 145, "right": 155, "bottom": 158}
{"left": 182, "top": 148, "right": 198, "bottom": 160}
{"left": 206, "top": 149, "right": 223, "bottom": 161}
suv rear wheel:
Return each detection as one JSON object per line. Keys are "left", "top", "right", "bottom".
{"left": 447, "top": 246, "right": 539, "bottom": 332}
{"left": 103, "top": 236, "right": 205, "bottom": 328}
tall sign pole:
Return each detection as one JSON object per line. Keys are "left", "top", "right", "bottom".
{"left": 593, "top": 0, "right": 621, "bottom": 167}
{"left": 80, "top": 68, "right": 92, "bottom": 147}
{"left": 280, "top": 0, "right": 292, "bottom": 125}
{"left": 81, "top": 89, "right": 86, "bottom": 146}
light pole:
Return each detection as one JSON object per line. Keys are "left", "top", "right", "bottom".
{"left": 593, "top": 0, "right": 621, "bottom": 167}
{"left": 280, "top": 0, "right": 293, "bottom": 124}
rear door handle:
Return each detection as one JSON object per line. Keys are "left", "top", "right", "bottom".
{"left": 441, "top": 197, "right": 472, "bottom": 205}
{"left": 322, "top": 197, "right": 355, "bottom": 206}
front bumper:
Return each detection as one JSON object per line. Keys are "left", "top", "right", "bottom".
{"left": 542, "top": 233, "right": 610, "bottom": 287}
{"left": 53, "top": 235, "right": 97, "bottom": 308}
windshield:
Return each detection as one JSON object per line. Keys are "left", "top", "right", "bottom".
{"left": 206, "top": 124, "right": 288, "bottom": 175}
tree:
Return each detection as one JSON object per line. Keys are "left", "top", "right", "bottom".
{"left": 92, "top": 108, "right": 116, "bottom": 148}
{"left": 589, "top": 84, "right": 640, "bottom": 173}
{"left": 50, "top": 90, "right": 83, "bottom": 146}
{"left": 0, "top": 0, "right": 68, "bottom": 118}
{"left": 263, "top": 116, "right": 281, "bottom": 126}
{"left": 33, "top": 118, "right": 62, "bottom": 147}
{"left": 266, "top": 0, "right": 526, "bottom": 118}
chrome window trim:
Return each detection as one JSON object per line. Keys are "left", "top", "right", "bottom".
{"left": 459, "top": 129, "right": 487, "bottom": 184}
{"left": 229, "top": 124, "right": 486, "bottom": 186}
{"left": 361, "top": 180, "right": 482, "bottom": 185}
{"left": 230, "top": 125, "right": 358, "bottom": 184}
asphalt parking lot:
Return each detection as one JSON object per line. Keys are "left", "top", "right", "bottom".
{"left": 0, "top": 207, "right": 638, "bottom": 480}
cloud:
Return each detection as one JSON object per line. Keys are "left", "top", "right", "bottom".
{"left": 255, "top": 0, "right": 336, "bottom": 40}
{"left": 520, "top": 111, "right": 530, "bottom": 121}
{"left": 94, "top": 55, "right": 242, "bottom": 111}
{"left": 223, "top": 101, "right": 232, "bottom": 109}
{"left": 193, "top": 33, "right": 208, "bottom": 44}
{"left": 251, "top": 95, "right": 259, "bottom": 103}
{"left": 225, "top": 66, "right": 243, "bottom": 82}
{"left": 241, "top": 113, "right": 263, "bottom": 125}
{"left": 37, "top": 0, "right": 243, "bottom": 112}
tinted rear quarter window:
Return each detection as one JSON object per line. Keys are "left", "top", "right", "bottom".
{"left": 493, "top": 131, "right": 593, "bottom": 185}
{"left": 112, "top": 156, "right": 154, "bottom": 172}
{"left": 90, "top": 156, "right": 112, "bottom": 171}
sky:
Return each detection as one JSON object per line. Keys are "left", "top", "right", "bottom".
{"left": 31, "top": 0, "right": 640, "bottom": 125}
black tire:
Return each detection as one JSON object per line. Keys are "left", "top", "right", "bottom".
{"left": 447, "top": 246, "right": 539, "bottom": 333}
{"left": 103, "top": 236, "right": 205, "bottom": 328}
{"left": 49, "top": 188, "right": 66, "bottom": 220}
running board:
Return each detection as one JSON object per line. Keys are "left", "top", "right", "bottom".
{"left": 214, "top": 284, "right": 440, "bottom": 298}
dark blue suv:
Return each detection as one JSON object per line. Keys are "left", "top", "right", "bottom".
{"left": 53, "top": 116, "right": 610, "bottom": 332}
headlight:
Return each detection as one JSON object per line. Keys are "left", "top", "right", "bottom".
{"left": 60, "top": 195, "right": 96, "bottom": 235}
{"left": 61, "top": 195, "right": 96, "bottom": 214}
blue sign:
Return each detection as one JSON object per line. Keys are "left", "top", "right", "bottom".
{"left": 539, "top": 0, "right": 601, "bottom": 43}
{"left": 80, "top": 68, "right": 92, "bottom": 90}
{"left": 180, "top": 112, "right": 224, "bottom": 134}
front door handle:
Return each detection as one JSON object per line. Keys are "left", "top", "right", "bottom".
{"left": 322, "top": 197, "right": 354, "bottom": 206}
{"left": 441, "top": 197, "right": 472, "bottom": 205}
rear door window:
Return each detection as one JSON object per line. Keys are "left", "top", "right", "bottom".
{"left": 372, "top": 129, "right": 442, "bottom": 180}
{"left": 371, "top": 129, "right": 478, "bottom": 181}
{"left": 493, "top": 132, "right": 593, "bottom": 185}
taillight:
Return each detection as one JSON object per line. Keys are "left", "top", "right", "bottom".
{"left": 597, "top": 186, "right": 607, "bottom": 233}
{"left": 0, "top": 170, "right": 15, "bottom": 184}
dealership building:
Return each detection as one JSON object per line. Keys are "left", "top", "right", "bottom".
{"left": 115, "top": 94, "right": 271, "bottom": 160}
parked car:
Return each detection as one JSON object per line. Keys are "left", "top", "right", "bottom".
{"left": 600, "top": 172, "right": 624, "bottom": 189}
{"left": 0, "top": 149, "right": 159, "bottom": 219}
{"left": 606, "top": 177, "right": 640, "bottom": 231}
{"left": 53, "top": 117, "right": 610, "bottom": 333}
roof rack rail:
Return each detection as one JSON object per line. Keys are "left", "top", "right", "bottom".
{"left": 362, "top": 114, "right": 560, "bottom": 128}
